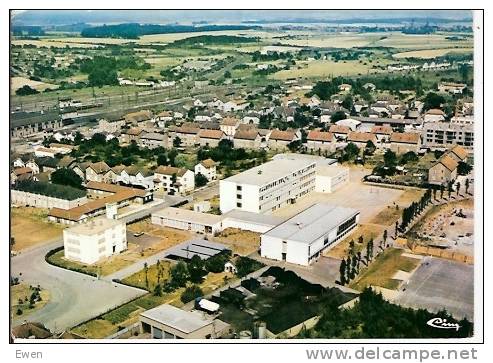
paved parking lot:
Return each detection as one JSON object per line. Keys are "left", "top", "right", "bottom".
{"left": 126, "top": 231, "right": 162, "bottom": 249}
{"left": 394, "top": 257, "right": 474, "bottom": 320}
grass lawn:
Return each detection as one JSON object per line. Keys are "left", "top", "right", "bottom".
{"left": 122, "top": 260, "right": 172, "bottom": 291}
{"left": 325, "top": 224, "right": 384, "bottom": 259}
{"left": 212, "top": 228, "right": 261, "bottom": 256}
{"left": 11, "top": 207, "right": 64, "bottom": 252}
{"left": 350, "top": 248, "right": 421, "bottom": 291}
{"left": 47, "top": 250, "right": 99, "bottom": 276}
{"left": 11, "top": 283, "right": 50, "bottom": 318}
{"left": 392, "top": 47, "right": 473, "bottom": 59}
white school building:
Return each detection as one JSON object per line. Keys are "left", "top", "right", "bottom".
{"left": 260, "top": 203, "right": 360, "bottom": 266}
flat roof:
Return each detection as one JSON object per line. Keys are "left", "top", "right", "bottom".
{"left": 153, "top": 207, "right": 223, "bottom": 225}
{"left": 316, "top": 165, "right": 349, "bottom": 178}
{"left": 140, "top": 304, "right": 212, "bottom": 334}
{"left": 165, "top": 239, "right": 228, "bottom": 261}
{"left": 273, "top": 153, "right": 337, "bottom": 167}
{"left": 222, "top": 158, "right": 314, "bottom": 186}
{"left": 262, "top": 203, "right": 359, "bottom": 244}
{"left": 223, "top": 209, "right": 284, "bottom": 227}
{"left": 65, "top": 217, "right": 123, "bottom": 236}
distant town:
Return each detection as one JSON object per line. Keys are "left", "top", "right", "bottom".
{"left": 10, "top": 10, "right": 475, "bottom": 340}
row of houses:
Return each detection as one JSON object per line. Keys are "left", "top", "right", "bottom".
{"left": 428, "top": 145, "right": 469, "bottom": 186}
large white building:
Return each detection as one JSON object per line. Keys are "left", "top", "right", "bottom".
{"left": 219, "top": 158, "right": 317, "bottom": 214}
{"left": 260, "top": 203, "right": 359, "bottom": 266}
{"left": 63, "top": 206, "right": 127, "bottom": 264}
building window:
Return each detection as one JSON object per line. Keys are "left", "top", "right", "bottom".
{"left": 236, "top": 185, "right": 242, "bottom": 191}
{"left": 237, "top": 194, "right": 242, "bottom": 199}
{"left": 237, "top": 202, "right": 242, "bottom": 208}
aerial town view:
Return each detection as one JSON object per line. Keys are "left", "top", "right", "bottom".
{"left": 9, "top": 10, "right": 478, "bottom": 341}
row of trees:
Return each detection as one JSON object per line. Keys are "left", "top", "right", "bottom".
{"left": 400, "top": 189, "right": 433, "bottom": 231}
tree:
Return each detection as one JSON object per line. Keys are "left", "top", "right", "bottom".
{"left": 351, "top": 255, "right": 359, "bottom": 277}
{"left": 15, "top": 85, "right": 39, "bottom": 96}
{"left": 432, "top": 188, "right": 437, "bottom": 200}
{"left": 456, "top": 182, "right": 461, "bottom": 196}
{"left": 457, "top": 161, "right": 472, "bottom": 176}
{"left": 51, "top": 168, "right": 83, "bottom": 189}
{"left": 339, "top": 259, "right": 347, "bottom": 285}
{"left": 194, "top": 172, "right": 208, "bottom": 188}
{"left": 173, "top": 136, "right": 182, "bottom": 148}
{"left": 153, "top": 284, "right": 163, "bottom": 296}
{"left": 383, "top": 149, "right": 398, "bottom": 168}
{"left": 180, "top": 285, "right": 204, "bottom": 304}
{"left": 224, "top": 70, "right": 232, "bottom": 78}
{"left": 440, "top": 184, "right": 445, "bottom": 199}
{"left": 345, "top": 256, "right": 351, "bottom": 281}
{"left": 423, "top": 92, "right": 445, "bottom": 111}
{"left": 447, "top": 181, "right": 453, "bottom": 199}
{"left": 364, "top": 140, "right": 376, "bottom": 156}
{"left": 348, "top": 240, "right": 355, "bottom": 255}
{"left": 157, "top": 153, "right": 168, "bottom": 166}
{"left": 395, "top": 221, "right": 399, "bottom": 238}
{"left": 143, "top": 262, "right": 149, "bottom": 289}
{"left": 465, "top": 178, "right": 470, "bottom": 194}
{"left": 383, "top": 230, "right": 388, "bottom": 246}
{"left": 188, "top": 255, "right": 206, "bottom": 283}
{"left": 330, "top": 110, "right": 347, "bottom": 123}
{"left": 170, "top": 261, "right": 189, "bottom": 287}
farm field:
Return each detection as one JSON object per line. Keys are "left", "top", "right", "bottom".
{"left": 393, "top": 47, "right": 474, "bottom": 59}
{"left": 11, "top": 39, "right": 104, "bottom": 48}
{"left": 371, "top": 32, "right": 473, "bottom": 49}
{"left": 271, "top": 59, "right": 378, "bottom": 80}
{"left": 11, "top": 76, "right": 59, "bottom": 93}
{"left": 11, "top": 207, "right": 64, "bottom": 252}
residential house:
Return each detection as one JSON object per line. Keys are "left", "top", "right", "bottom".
{"left": 424, "top": 109, "right": 446, "bottom": 123}
{"left": 428, "top": 153, "right": 458, "bottom": 186}
{"left": 138, "top": 132, "right": 169, "bottom": 149}
{"left": 306, "top": 130, "right": 335, "bottom": 152}
{"left": 335, "top": 118, "right": 361, "bottom": 131}
{"left": 154, "top": 166, "right": 195, "bottom": 195}
{"left": 267, "top": 129, "right": 300, "bottom": 150}
{"left": 371, "top": 125, "right": 393, "bottom": 143}
{"left": 98, "top": 118, "right": 125, "bottom": 133}
{"left": 85, "top": 161, "right": 115, "bottom": 183}
{"left": 194, "top": 159, "right": 217, "bottom": 181}
{"left": 125, "top": 110, "right": 153, "bottom": 126}
{"left": 438, "top": 82, "right": 467, "bottom": 94}
{"left": 233, "top": 128, "right": 262, "bottom": 149}
{"left": 118, "top": 166, "right": 154, "bottom": 190}
{"left": 198, "top": 129, "right": 225, "bottom": 147}
{"left": 329, "top": 124, "right": 350, "bottom": 140}
{"left": 447, "top": 145, "right": 469, "bottom": 163}
{"left": 347, "top": 132, "right": 377, "bottom": 148}
{"left": 121, "top": 127, "right": 144, "bottom": 144}
{"left": 171, "top": 124, "right": 200, "bottom": 146}
{"left": 220, "top": 117, "right": 240, "bottom": 137}
{"left": 389, "top": 132, "right": 422, "bottom": 154}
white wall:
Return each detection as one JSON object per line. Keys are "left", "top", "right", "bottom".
{"left": 11, "top": 190, "right": 87, "bottom": 210}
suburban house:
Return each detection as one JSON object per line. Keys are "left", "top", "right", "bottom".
{"left": 194, "top": 159, "right": 217, "bottom": 181}
{"left": 153, "top": 166, "right": 195, "bottom": 195}
{"left": 371, "top": 125, "right": 393, "bottom": 143}
{"left": 219, "top": 117, "right": 240, "bottom": 137}
{"left": 10, "top": 167, "right": 35, "bottom": 184}
{"left": 171, "top": 124, "right": 200, "bottom": 146}
{"left": 423, "top": 108, "right": 446, "bottom": 123}
{"left": 117, "top": 166, "right": 155, "bottom": 190}
{"left": 120, "top": 127, "right": 144, "bottom": 144}
{"left": 389, "top": 132, "right": 422, "bottom": 154}
{"left": 447, "top": 145, "right": 469, "bottom": 163}
{"left": 233, "top": 128, "right": 262, "bottom": 149}
{"left": 85, "top": 161, "right": 115, "bottom": 183}
{"left": 197, "top": 129, "right": 225, "bottom": 147}
{"left": 125, "top": 110, "right": 154, "bottom": 126}
{"left": 428, "top": 153, "right": 459, "bottom": 186}
{"left": 346, "top": 132, "right": 377, "bottom": 148}
{"left": 305, "top": 130, "right": 335, "bottom": 152}
{"left": 98, "top": 118, "right": 125, "bottom": 133}
{"left": 267, "top": 129, "right": 300, "bottom": 150}
{"left": 138, "top": 132, "right": 169, "bottom": 149}
{"left": 329, "top": 124, "right": 350, "bottom": 140}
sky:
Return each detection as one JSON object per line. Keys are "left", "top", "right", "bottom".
{"left": 12, "top": 10, "right": 472, "bottom": 26}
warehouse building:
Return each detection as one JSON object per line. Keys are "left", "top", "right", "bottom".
{"left": 140, "top": 304, "right": 230, "bottom": 339}
{"left": 151, "top": 207, "right": 223, "bottom": 234}
{"left": 260, "top": 203, "right": 360, "bottom": 266}
{"left": 219, "top": 157, "right": 317, "bottom": 214}
{"left": 315, "top": 165, "right": 349, "bottom": 193}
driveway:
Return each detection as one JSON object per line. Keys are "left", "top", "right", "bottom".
{"left": 11, "top": 239, "right": 146, "bottom": 332}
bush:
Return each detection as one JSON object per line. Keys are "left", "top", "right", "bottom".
{"left": 235, "top": 257, "right": 265, "bottom": 277}
{"left": 180, "top": 285, "right": 204, "bottom": 304}
{"left": 205, "top": 251, "right": 231, "bottom": 273}
{"left": 15, "top": 85, "right": 39, "bottom": 96}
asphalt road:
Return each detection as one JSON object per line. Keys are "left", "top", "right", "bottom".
{"left": 11, "top": 239, "right": 146, "bottom": 333}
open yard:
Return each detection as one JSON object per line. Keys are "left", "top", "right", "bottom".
{"left": 349, "top": 248, "right": 421, "bottom": 291}
{"left": 11, "top": 207, "right": 64, "bottom": 252}
{"left": 212, "top": 228, "right": 261, "bottom": 256}
{"left": 407, "top": 198, "right": 474, "bottom": 255}
{"left": 11, "top": 76, "right": 59, "bottom": 93}
{"left": 11, "top": 283, "right": 50, "bottom": 318}
{"left": 122, "top": 260, "right": 172, "bottom": 291}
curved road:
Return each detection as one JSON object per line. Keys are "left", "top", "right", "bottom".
{"left": 11, "top": 239, "right": 146, "bottom": 333}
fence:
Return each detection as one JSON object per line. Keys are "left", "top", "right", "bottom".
{"left": 411, "top": 244, "right": 473, "bottom": 264}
